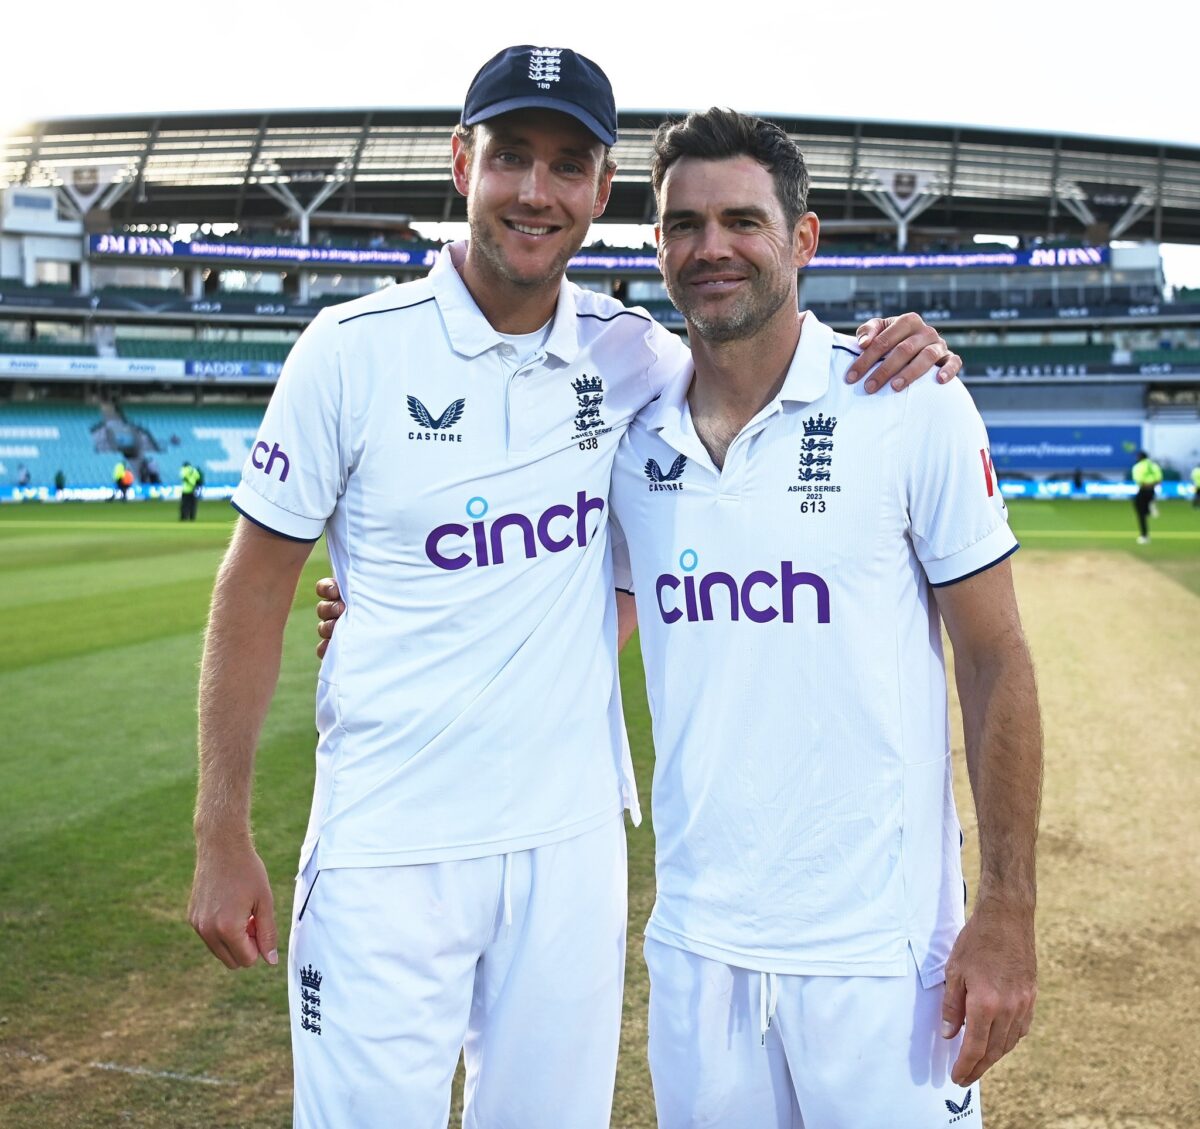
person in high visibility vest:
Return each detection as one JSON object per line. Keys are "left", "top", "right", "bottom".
{"left": 1191, "top": 464, "right": 1200, "bottom": 509}
{"left": 180, "top": 461, "right": 202, "bottom": 521}
{"left": 112, "top": 459, "right": 130, "bottom": 501}
{"left": 1131, "top": 450, "right": 1164, "bottom": 543}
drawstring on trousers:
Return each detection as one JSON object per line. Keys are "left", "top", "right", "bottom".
{"left": 759, "top": 971, "right": 779, "bottom": 1045}
{"left": 501, "top": 852, "right": 513, "bottom": 927}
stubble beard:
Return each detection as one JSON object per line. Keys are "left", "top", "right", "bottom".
{"left": 468, "top": 212, "right": 578, "bottom": 293}
{"left": 667, "top": 266, "right": 793, "bottom": 345}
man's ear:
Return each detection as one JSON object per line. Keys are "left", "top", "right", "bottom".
{"left": 451, "top": 133, "right": 471, "bottom": 199}
{"left": 592, "top": 162, "right": 616, "bottom": 221}
{"left": 793, "top": 212, "right": 820, "bottom": 269}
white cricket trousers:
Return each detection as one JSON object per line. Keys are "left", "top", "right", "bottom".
{"left": 289, "top": 816, "right": 628, "bottom": 1129}
{"left": 645, "top": 938, "right": 983, "bottom": 1129}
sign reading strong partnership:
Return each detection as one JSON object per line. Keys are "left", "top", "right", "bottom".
{"left": 656, "top": 551, "right": 831, "bottom": 625}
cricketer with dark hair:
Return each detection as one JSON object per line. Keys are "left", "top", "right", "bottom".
{"left": 604, "top": 107, "right": 1041, "bottom": 1127}
{"left": 253, "top": 49, "right": 963, "bottom": 1126}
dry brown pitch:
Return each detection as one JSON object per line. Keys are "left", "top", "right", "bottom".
{"left": 944, "top": 551, "right": 1200, "bottom": 1129}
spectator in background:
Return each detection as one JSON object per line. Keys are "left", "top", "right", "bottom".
{"left": 16, "top": 464, "right": 30, "bottom": 488}
{"left": 1131, "top": 449, "right": 1164, "bottom": 543}
{"left": 1191, "top": 462, "right": 1200, "bottom": 509}
{"left": 54, "top": 469, "right": 66, "bottom": 497}
{"left": 180, "top": 460, "right": 202, "bottom": 521}
{"left": 111, "top": 459, "right": 130, "bottom": 501}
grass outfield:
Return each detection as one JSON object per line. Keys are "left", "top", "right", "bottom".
{"left": 0, "top": 498, "right": 1197, "bottom": 1127}
{"left": 1000, "top": 495, "right": 1200, "bottom": 597}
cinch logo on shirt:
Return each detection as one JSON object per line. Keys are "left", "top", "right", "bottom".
{"left": 425, "top": 491, "right": 605, "bottom": 571}
{"left": 251, "top": 441, "right": 290, "bottom": 481}
{"left": 655, "top": 550, "right": 831, "bottom": 625}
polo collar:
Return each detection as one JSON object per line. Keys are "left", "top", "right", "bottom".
{"left": 429, "top": 241, "right": 579, "bottom": 364}
{"left": 777, "top": 312, "right": 833, "bottom": 404}
{"left": 638, "top": 351, "right": 694, "bottom": 438}
{"left": 642, "top": 311, "right": 834, "bottom": 441}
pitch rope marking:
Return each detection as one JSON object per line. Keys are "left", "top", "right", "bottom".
{"left": 3, "top": 1049, "right": 236, "bottom": 1087}
{"left": 1015, "top": 529, "right": 1200, "bottom": 540}
{"left": 0, "top": 519, "right": 227, "bottom": 532}
{"left": 3, "top": 522, "right": 1198, "bottom": 538}
{"left": 89, "top": 1060, "right": 236, "bottom": 1086}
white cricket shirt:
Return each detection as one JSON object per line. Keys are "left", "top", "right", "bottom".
{"left": 611, "top": 313, "right": 1017, "bottom": 986}
{"left": 233, "top": 244, "right": 681, "bottom": 869}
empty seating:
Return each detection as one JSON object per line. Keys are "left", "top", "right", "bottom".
{"left": 0, "top": 401, "right": 267, "bottom": 489}
{"left": 0, "top": 402, "right": 111, "bottom": 487}
{"left": 119, "top": 402, "right": 268, "bottom": 487}
{"left": 0, "top": 340, "right": 98, "bottom": 356}
{"left": 96, "top": 286, "right": 186, "bottom": 303}
{"left": 961, "top": 343, "right": 1113, "bottom": 369}
{"left": 114, "top": 338, "right": 295, "bottom": 363}
{"left": 1132, "top": 347, "right": 1200, "bottom": 366}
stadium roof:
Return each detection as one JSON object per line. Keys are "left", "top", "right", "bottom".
{"left": 4, "top": 108, "right": 1200, "bottom": 244}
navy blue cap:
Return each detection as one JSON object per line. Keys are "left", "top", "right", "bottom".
{"left": 462, "top": 45, "right": 617, "bottom": 146}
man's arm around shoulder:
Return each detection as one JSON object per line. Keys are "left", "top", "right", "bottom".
{"left": 935, "top": 558, "right": 1042, "bottom": 1086}
{"left": 188, "top": 518, "right": 315, "bottom": 970}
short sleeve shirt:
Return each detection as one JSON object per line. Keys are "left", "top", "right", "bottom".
{"left": 610, "top": 313, "right": 1017, "bottom": 984}
{"left": 233, "top": 244, "right": 684, "bottom": 868}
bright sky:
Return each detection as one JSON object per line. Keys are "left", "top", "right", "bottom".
{"left": 3, "top": 1, "right": 1198, "bottom": 282}
{"left": 4, "top": 1, "right": 1195, "bottom": 143}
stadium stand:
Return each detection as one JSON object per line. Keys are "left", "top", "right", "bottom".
{"left": 1133, "top": 347, "right": 1200, "bottom": 365}
{"left": 3, "top": 107, "right": 1199, "bottom": 493}
{"left": 0, "top": 282, "right": 74, "bottom": 295}
{"left": 213, "top": 289, "right": 289, "bottom": 304}
{"left": 0, "top": 401, "right": 116, "bottom": 487}
{"left": 0, "top": 340, "right": 98, "bottom": 356}
{"left": 114, "top": 339, "right": 293, "bottom": 363}
{"left": 118, "top": 402, "right": 266, "bottom": 487}
{"left": 0, "top": 400, "right": 266, "bottom": 489}
{"left": 630, "top": 298, "right": 680, "bottom": 321}
{"left": 959, "top": 344, "right": 1114, "bottom": 369}
{"left": 96, "top": 285, "right": 186, "bottom": 302}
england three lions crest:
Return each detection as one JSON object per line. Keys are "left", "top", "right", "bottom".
{"left": 787, "top": 412, "right": 840, "bottom": 508}
{"left": 528, "top": 48, "right": 563, "bottom": 89}
{"left": 299, "top": 964, "right": 323, "bottom": 1036}
{"left": 797, "top": 413, "right": 836, "bottom": 481}
{"left": 571, "top": 374, "right": 611, "bottom": 443}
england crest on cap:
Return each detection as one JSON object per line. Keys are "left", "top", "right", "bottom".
{"left": 462, "top": 45, "right": 618, "bottom": 146}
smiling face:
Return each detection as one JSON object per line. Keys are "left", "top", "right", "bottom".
{"left": 657, "top": 155, "right": 817, "bottom": 344}
{"left": 452, "top": 109, "right": 614, "bottom": 311}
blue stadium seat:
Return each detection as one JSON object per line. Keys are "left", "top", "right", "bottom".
{"left": 119, "top": 402, "right": 268, "bottom": 487}
{"left": 0, "top": 402, "right": 110, "bottom": 487}
{"left": 0, "top": 401, "right": 267, "bottom": 489}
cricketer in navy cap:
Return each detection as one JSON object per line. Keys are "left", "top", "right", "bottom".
{"left": 462, "top": 45, "right": 618, "bottom": 147}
